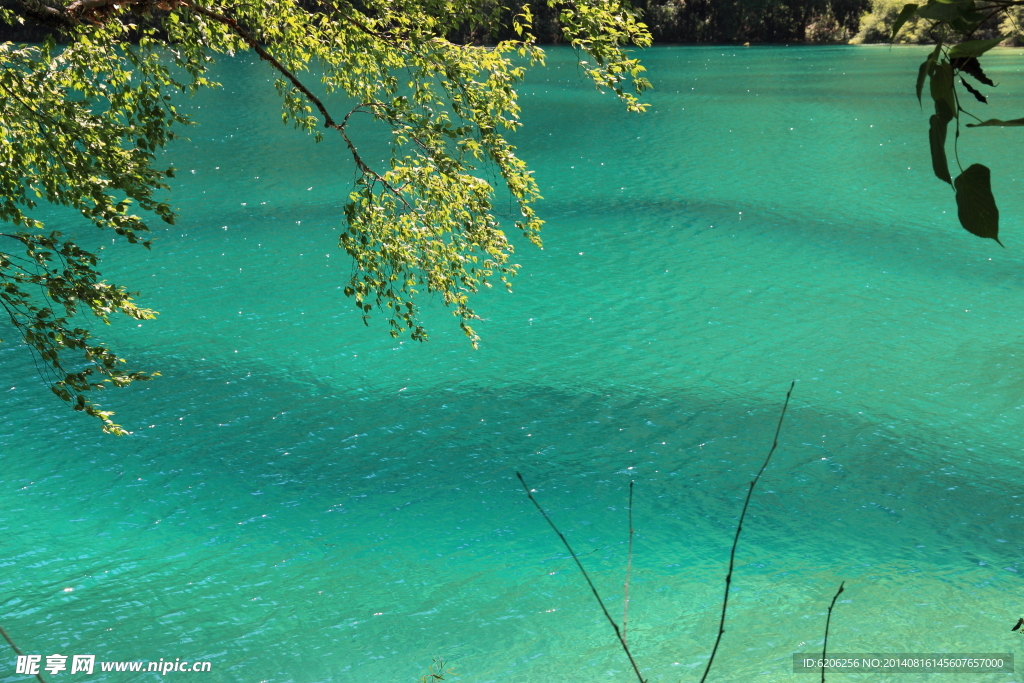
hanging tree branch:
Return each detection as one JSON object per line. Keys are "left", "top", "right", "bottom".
{"left": 1, "top": 0, "right": 652, "bottom": 431}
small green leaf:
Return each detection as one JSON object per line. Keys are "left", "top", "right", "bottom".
{"left": 948, "top": 38, "right": 1003, "bottom": 58}
{"left": 954, "top": 164, "right": 1002, "bottom": 244}
{"left": 929, "top": 115, "right": 952, "bottom": 184}
{"left": 891, "top": 4, "right": 919, "bottom": 42}
{"left": 966, "top": 118, "right": 1024, "bottom": 127}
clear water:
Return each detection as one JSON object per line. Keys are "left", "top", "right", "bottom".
{"left": 4, "top": 45, "right": 1024, "bottom": 682}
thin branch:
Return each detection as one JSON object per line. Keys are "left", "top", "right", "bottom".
{"left": 169, "top": 2, "right": 413, "bottom": 210}
{"left": 175, "top": 0, "right": 336, "bottom": 126}
{"left": 516, "top": 472, "right": 646, "bottom": 683}
{"left": 959, "top": 106, "right": 984, "bottom": 123}
{"left": 0, "top": 623, "right": 47, "bottom": 683}
{"left": 338, "top": 105, "right": 413, "bottom": 209}
{"left": 821, "top": 582, "right": 845, "bottom": 683}
{"left": 1006, "top": 5, "right": 1024, "bottom": 34}
{"left": 700, "top": 380, "right": 795, "bottom": 683}
{"left": 622, "top": 479, "right": 634, "bottom": 645}
{"left": 951, "top": 70, "right": 965, "bottom": 175}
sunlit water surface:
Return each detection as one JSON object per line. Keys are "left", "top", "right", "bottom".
{"left": 4, "top": 46, "right": 1024, "bottom": 682}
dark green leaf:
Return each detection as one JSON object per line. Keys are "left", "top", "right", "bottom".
{"left": 949, "top": 17, "right": 976, "bottom": 33}
{"left": 917, "top": 1, "right": 963, "bottom": 21}
{"left": 960, "top": 77, "right": 987, "bottom": 103}
{"left": 916, "top": 60, "right": 929, "bottom": 105}
{"left": 954, "top": 164, "right": 1002, "bottom": 244}
{"left": 929, "top": 114, "right": 952, "bottom": 184}
{"left": 958, "top": 5, "right": 987, "bottom": 22}
{"left": 931, "top": 60, "right": 956, "bottom": 122}
{"left": 966, "top": 118, "right": 1024, "bottom": 127}
{"left": 891, "top": 4, "right": 919, "bottom": 42}
{"left": 949, "top": 38, "right": 1003, "bottom": 58}
{"left": 952, "top": 56, "right": 995, "bottom": 86}
{"left": 917, "top": 42, "right": 943, "bottom": 104}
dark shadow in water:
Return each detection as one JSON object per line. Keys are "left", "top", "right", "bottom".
{"left": 3, "top": 348, "right": 1023, "bottom": 681}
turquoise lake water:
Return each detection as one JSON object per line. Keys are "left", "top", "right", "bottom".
{"left": 5, "top": 45, "right": 1024, "bottom": 682}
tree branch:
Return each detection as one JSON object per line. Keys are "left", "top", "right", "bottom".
{"left": 175, "top": 0, "right": 337, "bottom": 126}
{"left": 169, "top": 2, "right": 412, "bottom": 208}
{"left": 700, "top": 381, "right": 796, "bottom": 683}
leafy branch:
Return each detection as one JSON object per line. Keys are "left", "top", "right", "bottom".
{"left": 0, "top": 0, "right": 651, "bottom": 430}
{"left": 892, "top": 1, "right": 1024, "bottom": 244}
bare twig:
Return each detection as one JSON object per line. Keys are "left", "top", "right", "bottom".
{"left": 516, "top": 472, "right": 646, "bottom": 683}
{"left": 622, "top": 479, "right": 634, "bottom": 645}
{"left": 0, "top": 623, "right": 47, "bottom": 683}
{"left": 700, "top": 380, "right": 796, "bottom": 683}
{"left": 821, "top": 582, "right": 845, "bottom": 683}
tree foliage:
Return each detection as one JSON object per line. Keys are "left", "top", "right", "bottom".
{"left": 851, "top": 0, "right": 935, "bottom": 42}
{"left": 852, "top": 0, "right": 1024, "bottom": 44}
{"left": 0, "top": 0, "right": 651, "bottom": 433}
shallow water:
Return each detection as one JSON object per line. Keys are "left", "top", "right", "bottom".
{"left": 4, "top": 45, "right": 1024, "bottom": 682}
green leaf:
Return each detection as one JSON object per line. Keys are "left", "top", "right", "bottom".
{"left": 966, "top": 118, "right": 1024, "bottom": 127}
{"left": 916, "top": 59, "right": 930, "bottom": 104}
{"left": 949, "top": 17, "right": 979, "bottom": 33}
{"left": 930, "top": 60, "right": 956, "bottom": 122}
{"left": 954, "top": 164, "right": 1002, "bottom": 244}
{"left": 917, "top": 1, "right": 963, "bottom": 21}
{"left": 952, "top": 56, "right": 995, "bottom": 86}
{"left": 917, "top": 42, "right": 943, "bottom": 105}
{"left": 960, "top": 77, "right": 987, "bottom": 103}
{"left": 929, "top": 114, "right": 952, "bottom": 184}
{"left": 949, "top": 38, "right": 1003, "bottom": 58}
{"left": 891, "top": 4, "right": 919, "bottom": 42}
{"left": 958, "top": 4, "right": 988, "bottom": 22}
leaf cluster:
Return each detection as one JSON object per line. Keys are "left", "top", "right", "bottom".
{"left": 0, "top": 18, "right": 208, "bottom": 432}
{"left": 893, "top": 1, "right": 1024, "bottom": 244}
